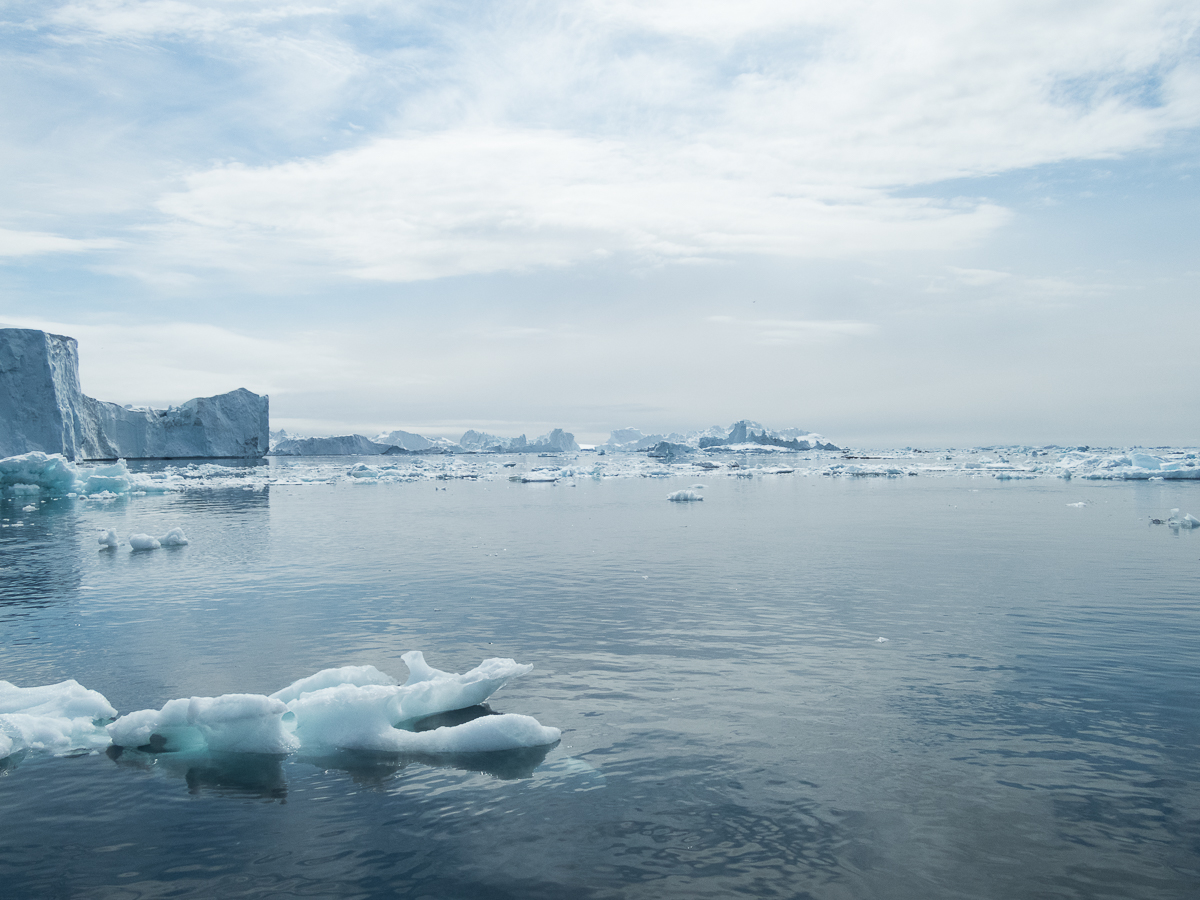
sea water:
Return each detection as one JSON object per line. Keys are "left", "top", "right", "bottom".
{"left": 1, "top": 455, "right": 1198, "bottom": 899}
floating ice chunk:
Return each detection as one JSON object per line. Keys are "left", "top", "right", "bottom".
{"left": 98, "top": 529, "right": 119, "bottom": 548}
{"left": 1066, "top": 501, "right": 1087, "bottom": 508}
{"left": 1182, "top": 513, "right": 1200, "bottom": 529}
{"left": 21, "top": 504, "right": 36, "bottom": 512}
{"left": 876, "top": 637, "right": 889, "bottom": 643}
{"left": 0, "top": 679, "right": 117, "bottom": 759}
{"left": 128, "top": 533, "right": 161, "bottom": 551}
{"left": 159, "top": 527, "right": 189, "bottom": 546}
{"left": 108, "top": 694, "right": 298, "bottom": 754}
{"left": 667, "top": 490, "right": 703, "bottom": 501}
{"left": 109, "top": 653, "right": 557, "bottom": 757}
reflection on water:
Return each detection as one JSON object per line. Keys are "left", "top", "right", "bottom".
{"left": 0, "top": 496, "right": 81, "bottom": 607}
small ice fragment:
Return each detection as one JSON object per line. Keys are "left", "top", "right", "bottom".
{"left": 98, "top": 529, "right": 119, "bottom": 549}
{"left": 1066, "top": 501, "right": 1087, "bottom": 508}
{"left": 159, "top": 527, "right": 189, "bottom": 546}
{"left": 876, "top": 637, "right": 889, "bottom": 643}
{"left": 129, "top": 533, "right": 161, "bottom": 551}
{"left": 667, "top": 490, "right": 703, "bottom": 502}
{"left": 1182, "top": 513, "right": 1200, "bottom": 529}
{"left": 21, "top": 504, "right": 36, "bottom": 513}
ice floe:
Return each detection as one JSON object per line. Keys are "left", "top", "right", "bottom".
{"left": 2, "top": 653, "right": 558, "bottom": 766}
{"left": 0, "top": 680, "right": 117, "bottom": 759}
{"left": 667, "top": 490, "right": 703, "bottom": 501}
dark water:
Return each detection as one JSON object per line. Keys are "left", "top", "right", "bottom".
{"left": 2, "top": 463, "right": 1199, "bottom": 899}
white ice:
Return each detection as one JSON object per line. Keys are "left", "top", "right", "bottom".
{"left": 98, "top": 529, "right": 119, "bottom": 548}
{"left": 0, "top": 679, "right": 117, "bottom": 759}
{"left": 128, "top": 533, "right": 161, "bottom": 551}
{"left": 159, "top": 527, "right": 189, "bottom": 546}
{"left": 105, "top": 652, "right": 558, "bottom": 757}
{"left": 667, "top": 490, "right": 703, "bottom": 501}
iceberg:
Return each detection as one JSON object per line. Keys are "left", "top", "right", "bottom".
{"left": 601, "top": 420, "right": 839, "bottom": 452}
{"left": 106, "top": 651, "right": 559, "bottom": 756}
{"left": 374, "top": 428, "right": 435, "bottom": 451}
{"left": 459, "top": 428, "right": 579, "bottom": 453}
{"left": 270, "top": 434, "right": 395, "bottom": 456}
{"left": 0, "top": 328, "right": 268, "bottom": 460}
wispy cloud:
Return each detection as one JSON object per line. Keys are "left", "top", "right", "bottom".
{"left": 4, "top": 1, "right": 1198, "bottom": 282}
{"left": 707, "top": 315, "right": 878, "bottom": 345}
{"left": 0, "top": 227, "right": 122, "bottom": 257}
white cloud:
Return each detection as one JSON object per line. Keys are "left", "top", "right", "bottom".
{"left": 5, "top": 2, "right": 1198, "bottom": 283}
{"left": 0, "top": 227, "right": 121, "bottom": 257}
{"left": 707, "top": 315, "right": 878, "bottom": 346}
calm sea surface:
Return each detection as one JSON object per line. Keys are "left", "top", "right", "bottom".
{"left": 2, "top": 456, "right": 1199, "bottom": 899}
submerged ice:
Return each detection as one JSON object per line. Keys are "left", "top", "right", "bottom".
{"left": 1, "top": 652, "right": 559, "bottom": 765}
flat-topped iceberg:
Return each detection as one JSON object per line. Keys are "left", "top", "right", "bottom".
{"left": 0, "top": 328, "right": 268, "bottom": 460}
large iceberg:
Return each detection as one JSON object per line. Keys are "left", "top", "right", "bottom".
{"left": 0, "top": 328, "right": 268, "bottom": 460}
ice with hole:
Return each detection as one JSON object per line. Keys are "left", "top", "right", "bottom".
{"left": 105, "top": 651, "right": 558, "bottom": 756}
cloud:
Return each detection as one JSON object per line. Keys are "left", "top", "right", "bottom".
{"left": 707, "top": 315, "right": 878, "bottom": 345}
{"left": 0, "top": 227, "right": 122, "bottom": 257}
{"left": 6, "top": 1, "right": 1196, "bottom": 284}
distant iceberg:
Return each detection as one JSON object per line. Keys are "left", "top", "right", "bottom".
{"left": 459, "top": 428, "right": 580, "bottom": 454}
{"left": 0, "top": 328, "right": 268, "bottom": 460}
{"left": 602, "top": 420, "right": 839, "bottom": 452}
{"left": 270, "top": 434, "right": 397, "bottom": 456}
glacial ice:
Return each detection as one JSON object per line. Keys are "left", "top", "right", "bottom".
{"left": 98, "top": 529, "right": 120, "bottom": 548}
{"left": 667, "top": 490, "right": 703, "bottom": 501}
{"left": 128, "top": 533, "right": 161, "bottom": 551}
{"left": 0, "top": 328, "right": 268, "bottom": 460}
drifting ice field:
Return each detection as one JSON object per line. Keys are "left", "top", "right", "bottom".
{"left": 1, "top": 452, "right": 1199, "bottom": 900}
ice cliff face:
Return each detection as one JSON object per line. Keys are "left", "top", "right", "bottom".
{"left": 0, "top": 328, "right": 268, "bottom": 460}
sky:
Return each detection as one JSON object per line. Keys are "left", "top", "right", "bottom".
{"left": 1, "top": 0, "right": 1198, "bottom": 448}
